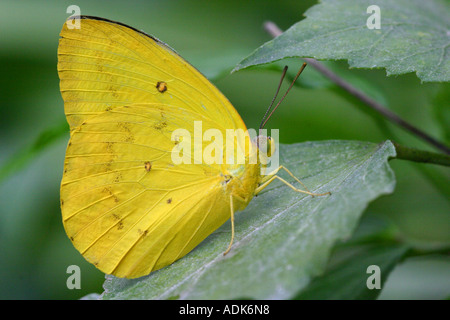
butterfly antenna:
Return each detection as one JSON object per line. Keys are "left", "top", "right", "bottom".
{"left": 260, "top": 62, "right": 307, "bottom": 129}
{"left": 259, "top": 66, "right": 288, "bottom": 130}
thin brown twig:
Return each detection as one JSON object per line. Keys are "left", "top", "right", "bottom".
{"left": 264, "top": 21, "right": 450, "bottom": 155}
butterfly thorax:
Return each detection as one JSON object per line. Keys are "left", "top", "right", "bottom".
{"left": 221, "top": 135, "right": 274, "bottom": 211}
{"left": 222, "top": 161, "right": 261, "bottom": 211}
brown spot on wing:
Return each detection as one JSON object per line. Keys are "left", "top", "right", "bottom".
{"left": 138, "top": 229, "right": 148, "bottom": 238}
{"left": 103, "top": 186, "right": 119, "bottom": 203}
{"left": 156, "top": 81, "right": 167, "bottom": 93}
{"left": 112, "top": 213, "right": 121, "bottom": 220}
{"left": 106, "top": 142, "right": 115, "bottom": 153}
{"left": 113, "top": 173, "right": 122, "bottom": 183}
{"left": 153, "top": 121, "right": 167, "bottom": 130}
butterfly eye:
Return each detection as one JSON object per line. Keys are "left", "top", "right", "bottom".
{"left": 267, "top": 136, "right": 276, "bottom": 157}
{"left": 253, "top": 136, "right": 274, "bottom": 161}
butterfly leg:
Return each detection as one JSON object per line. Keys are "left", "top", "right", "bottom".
{"left": 223, "top": 194, "right": 235, "bottom": 256}
{"left": 223, "top": 193, "right": 250, "bottom": 256}
{"left": 255, "top": 165, "right": 330, "bottom": 197}
{"left": 279, "top": 166, "right": 318, "bottom": 194}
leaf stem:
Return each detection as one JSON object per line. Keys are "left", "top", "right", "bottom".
{"left": 392, "top": 141, "right": 450, "bottom": 167}
{"left": 263, "top": 21, "right": 450, "bottom": 155}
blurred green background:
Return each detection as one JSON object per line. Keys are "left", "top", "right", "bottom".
{"left": 0, "top": 0, "right": 448, "bottom": 299}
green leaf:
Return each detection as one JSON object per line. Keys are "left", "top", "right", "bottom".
{"left": 0, "top": 121, "right": 68, "bottom": 183}
{"left": 378, "top": 254, "right": 450, "bottom": 300}
{"left": 295, "top": 243, "right": 409, "bottom": 300}
{"left": 98, "top": 140, "right": 396, "bottom": 300}
{"left": 234, "top": 0, "right": 450, "bottom": 82}
{"left": 295, "top": 213, "right": 409, "bottom": 300}
{"left": 431, "top": 83, "right": 450, "bottom": 144}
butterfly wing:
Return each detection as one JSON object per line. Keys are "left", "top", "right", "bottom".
{"left": 58, "top": 17, "right": 250, "bottom": 278}
{"left": 62, "top": 104, "right": 234, "bottom": 277}
{"left": 58, "top": 16, "right": 245, "bottom": 133}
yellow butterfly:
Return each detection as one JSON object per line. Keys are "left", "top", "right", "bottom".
{"left": 58, "top": 16, "right": 329, "bottom": 279}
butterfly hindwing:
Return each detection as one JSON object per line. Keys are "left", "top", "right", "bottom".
{"left": 61, "top": 104, "right": 233, "bottom": 277}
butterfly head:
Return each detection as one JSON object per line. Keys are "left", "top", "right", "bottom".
{"left": 252, "top": 135, "right": 275, "bottom": 165}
